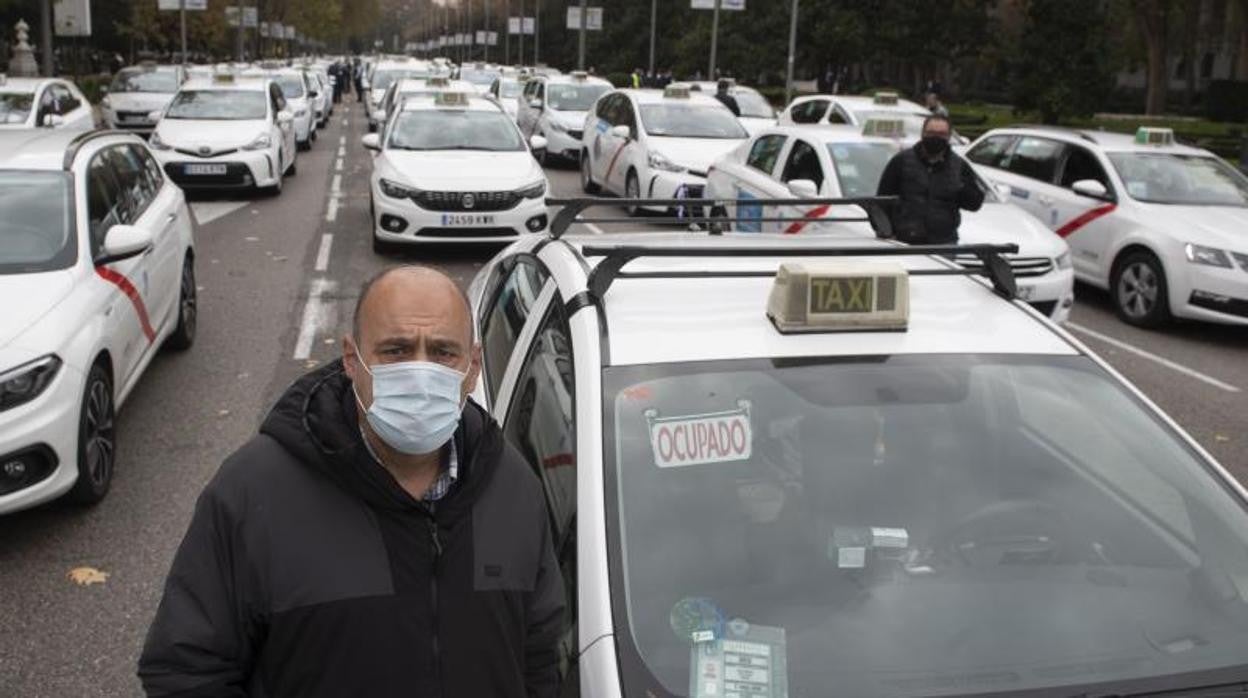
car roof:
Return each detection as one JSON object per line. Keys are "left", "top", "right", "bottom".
{"left": 979, "top": 126, "right": 1212, "bottom": 157}
{"left": 395, "top": 78, "right": 473, "bottom": 91}
{"left": 181, "top": 77, "right": 270, "bottom": 92}
{"left": 399, "top": 93, "right": 498, "bottom": 113}
{"left": 620, "top": 88, "right": 728, "bottom": 108}
{"left": 0, "top": 129, "right": 138, "bottom": 171}
{"left": 543, "top": 73, "right": 611, "bottom": 86}
{"left": 760, "top": 123, "right": 903, "bottom": 146}
{"left": 549, "top": 233, "right": 1077, "bottom": 366}
{"left": 0, "top": 77, "right": 51, "bottom": 92}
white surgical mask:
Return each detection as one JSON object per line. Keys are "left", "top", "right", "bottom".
{"left": 353, "top": 355, "right": 466, "bottom": 456}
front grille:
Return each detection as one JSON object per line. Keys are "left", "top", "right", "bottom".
{"left": 1029, "top": 301, "right": 1058, "bottom": 318}
{"left": 174, "top": 146, "right": 240, "bottom": 159}
{"left": 164, "top": 162, "right": 254, "bottom": 188}
{"left": 955, "top": 255, "right": 1055, "bottom": 278}
{"left": 416, "top": 226, "right": 517, "bottom": 238}
{"left": 567, "top": 129, "right": 583, "bottom": 140}
{"left": 115, "top": 110, "right": 154, "bottom": 124}
{"left": 415, "top": 190, "right": 520, "bottom": 212}
{"left": 1190, "top": 291, "right": 1248, "bottom": 318}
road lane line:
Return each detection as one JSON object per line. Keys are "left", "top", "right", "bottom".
{"left": 331, "top": 174, "right": 342, "bottom": 193}
{"left": 1066, "top": 322, "right": 1241, "bottom": 393}
{"left": 335, "top": 158, "right": 343, "bottom": 171}
{"left": 339, "top": 135, "right": 346, "bottom": 146}
{"left": 338, "top": 146, "right": 346, "bottom": 157}
{"left": 293, "top": 279, "right": 336, "bottom": 360}
{"left": 315, "top": 234, "right": 333, "bottom": 272}
{"left": 326, "top": 196, "right": 339, "bottom": 222}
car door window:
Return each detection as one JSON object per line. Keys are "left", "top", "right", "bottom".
{"left": 87, "top": 154, "right": 124, "bottom": 254}
{"left": 105, "top": 146, "right": 154, "bottom": 224}
{"left": 38, "top": 88, "right": 57, "bottom": 118}
{"left": 598, "top": 94, "right": 620, "bottom": 125}
{"left": 617, "top": 98, "right": 637, "bottom": 132}
{"left": 481, "top": 259, "right": 550, "bottom": 401}
{"left": 1001, "top": 136, "right": 1065, "bottom": 184}
{"left": 827, "top": 106, "right": 850, "bottom": 125}
{"left": 51, "top": 84, "right": 80, "bottom": 113}
{"left": 746, "top": 134, "right": 787, "bottom": 176}
{"left": 781, "top": 139, "right": 825, "bottom": 190}
{"left": 789, "top": 99, "right": 829, "bottom": 124}
{"left": 1059, "top": 145, "right": 1112, "bottom": 193}
{"left": 966, "top": 135, "right": 1017, "bottom": 169}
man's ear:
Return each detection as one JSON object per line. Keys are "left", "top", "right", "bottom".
{"left": 342, "top": 335, "right": 360, "bottom": 382}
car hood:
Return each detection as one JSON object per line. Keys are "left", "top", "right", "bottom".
{"left": 1135, "top": 204, "right": 1248, "bottom": 252}
{"left": 0, "top": 270, "right": 74, "bottom": 351}
{"left": 383, "top": 150, "right": 543, "bottom": 190}
{"left": 157, "top": 119, "right": 269, "bottom": 150}
{"left": 105, "top": 92, "right": 175, "bottom": 112}
{"left": 650, "top": 136, "right": 749, "bottom": 173}
{"left": 960, "top": 202, "right": 1068, "bottom": 258}
{"left": 549, "top": 110, "right": 587, "bottom": 130}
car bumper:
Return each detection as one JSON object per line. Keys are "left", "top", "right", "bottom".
{"left": 1017, "top": 267, "right": 1075, "bottom": 324}
{"left": 643, "top": 171, "right": 707, "bottom": 213}
{"left": 154, "top": 149, "right": 281, "bottom": 190}
{"left": 0, "top": 364, "right": 84, "bottom": 515}
{"left": 1173, "top": 264, "right": 1248, "bottom": 325}
{"left": 372, "top": 191, "right": 550, "bottom": 243}
{"left": 104, "top": 114, "right": 157, "bottom": 133}
{"left": 295, "top": 116, "right": 313, "bottom": 142}
{"left": 542, "top": 128, "right": 583, "bottom": 160}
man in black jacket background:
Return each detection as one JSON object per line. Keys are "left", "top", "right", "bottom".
{"left": 877, "top": 114, "right": 984, "bottom": 244}
{"left": 138, "top": 266, "right": 565, "bottom": 698}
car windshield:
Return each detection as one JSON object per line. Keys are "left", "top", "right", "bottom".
{"left": 109, "top": 69, "right": 178, "bottom": 93}
{"left": 546, "top": 83, "right": 609, "bottom": 111}
{"left": 735, "top": 89, "right": 775, "bottom": 119}
{"left": 166, "top": 90, "right": 267, "bottom": 120}
{"left": 499, "top": 81, "right": 523, "bottom": 98}
{"left": 273, "top": 76, "right": 305, "bottom": 99}
{"left": 1108, "top": 152, "right": 1248, "bottom": 207}
{"left": 641, "top": 103, "right": 749, "bottom": 139}
{"left": 0, "top": 171, "right": 75, "bottom": 274}
{"left": 461, "top": 69, "right": 500, "bottom": 86}
{"left": 605, "top": 354, "right": 1248, "bottom": 698}
{"left": 852, "top": 109, "right": 931, "bottom": 138}
{"left": 826, "top": 142, "right": 897, "bottom": 197}
{"left": 373, "top": 69, "right": 429, "bottom": 92}
{"left": 388, "top": 110, "right": 524, "bottom": 151}
{"left": 0, "top": 92, "right": 34, "bottom": 124}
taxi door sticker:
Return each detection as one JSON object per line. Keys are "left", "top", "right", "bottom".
{"left": 690, "top": 622, "right": 789, "bottom": 698}
{"left": 646, "top": 401, "right": 752, "bottom": 469}
{"left": 1055, "top": 202, "right": 1117, "bottom": 239}
{"left": 736, "top": 189, "right": 762, "bottom": 233}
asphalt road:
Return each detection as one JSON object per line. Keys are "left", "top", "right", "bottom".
{"left": 0, "top": 101, "right": 1244, "bottom": 696}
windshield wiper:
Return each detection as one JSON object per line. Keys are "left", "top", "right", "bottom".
{"left": 1074, "top": 680, "right": 1248, "bottom": 697}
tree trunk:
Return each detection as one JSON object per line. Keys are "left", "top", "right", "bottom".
{"left": 1183, "top": 0, "right": 1199, "bottom": 108}
{"left": 1239, "top": 0, "right": 1248, "bottom": 79}
{"left": 1135, "top": 0, "right": 1170, "bottom": 115}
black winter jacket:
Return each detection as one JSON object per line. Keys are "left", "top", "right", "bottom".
{"left": 877, "top": 144, "right": 985, "bottom": 244}
{"left": 138, "top": 361, "right": 565, "bottom": 698}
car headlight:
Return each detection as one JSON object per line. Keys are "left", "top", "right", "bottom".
{"left": 1055, "top": 251, "right": 1072, "bottom": 270}
{"left": 1184, "top": 243, "right": 1233, "bottom": 268}
{"left": 0, "top": 355, "right": 61, "bottom": 412}
{"left": 242, "top": 134, "right": 272, "bottom": 151}
{"left": 516, "top": 180, "right": 546, "bottom": 199}
{"left": 148, "top": 132, "right": 172, "bottom": 151}
{"left": 380, "top": 177, "right": 419, "bottom": 200}
{"left": 547, "top": 119, "right": 568, "bottom": 133}
{"left": 648, "top": 150, "right": 686, "bottom": 173}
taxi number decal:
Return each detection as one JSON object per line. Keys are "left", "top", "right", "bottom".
{"left": 646, "top": 402, "right": 752, "bottom": 469}
{"left": 809, "top": 276, "right": 875, "bottom": 314}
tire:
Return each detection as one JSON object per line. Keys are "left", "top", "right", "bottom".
{"left": 66, "top": 363, "right": 115, "bottom": 505}
{"left": 286, "top": 152, "right": 297, "bottom": 176}
{"left": 1112, "top": 250, "right": 1171, "bottom": 327}
{"left": 310, "top": 128, "right": 318, "bottom": 143}
{"left": 625, "top": 170, "right": 642, "bottom": 217}
{"left": 297, "top": 138, "right": 310, "bottom": 152}
{"left": 164, "top": 257, "right": 197, "bottom": 351}
{"left": 580, "top": 151, "right": 600, "bottom": 194}
{"left": 264, "top": 166, "right": 283, "bottom": 196}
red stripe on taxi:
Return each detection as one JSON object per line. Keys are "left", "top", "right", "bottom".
{"left": 95, "top": 267, "right": 156, "bottom": 343}
{"left": 1055, "top": 203, "right": 1116, "bottom": 239}
{"left": 784, "top": 205, "right": 831, "bottom": 235}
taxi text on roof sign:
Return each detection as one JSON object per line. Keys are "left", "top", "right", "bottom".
{"left": 212, "top": 72, "right": 236, "bottom": 84}
{"left": 434, "top": 91, "right": 471, "bottom": 108}
{"left": 428, "top": 76, "right": 451, "bottom": 87}
{"left": 1135, "top": 127, "right": 1175, "bottom": 146}
{"left": 570, "top": 70, "right": 588, "bottom": 80}
{"left": 664, "top": 85, "right": 692, "bottom": 99}
{"left": 766, "top": 261, "right": 909, "bottom": 333}
{"left": 873, "top": 91, "right": 900, "bottom": 106}
{"left": 862, "top": 117, "right": 907, "bottom": 139}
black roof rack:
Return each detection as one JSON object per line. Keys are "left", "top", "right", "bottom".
{"left": 545, "top": 195, "right": 896, "bottom": 240}
{"left": 63, "top": 129, "right": 133, "bottom": 170}
{"left": 580, "top": 242, "right": 1020, "bottom": 301}
{"left": 1009, "top": 124, "right": 1099, "bottom": 144}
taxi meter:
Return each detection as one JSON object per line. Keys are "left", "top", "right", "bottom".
{"left": 767, "top": 262, "right": 910, "bottom": 333}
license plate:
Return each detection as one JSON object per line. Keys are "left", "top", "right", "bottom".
{"left": 441, "top": 213, "right": 495, "bottom": 226}
{"left": 185, "top": 164, "right": 227, "bottom": 176}
{"left": 1017, "top": 285, "right": 1036, "bottom": 301}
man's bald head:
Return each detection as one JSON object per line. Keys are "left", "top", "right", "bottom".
{"left": 352, "top": 265, "right": 472, "bottom": 345}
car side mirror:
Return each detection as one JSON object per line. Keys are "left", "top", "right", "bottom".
{"left": 147, "top": 110, "right": 163, "bottom": 123}
{"left": 529, "top": 134, "right": 548, "bottom": 153}
{"left": 529, "top": 99, "right": 544, "bottom": 110}
{"left": 1072, "top": 179, "right": 1112, "bottom": 201}
{"left": 361, "top": 133, "right": 381, "bottom": 151}
{"left": 994, "top": 182, "right": 1012, "bottom": 200}
{"left": 787, "top": 179, "right": 819, "bottom": 199}
{"left": 609, "top": 124, "right": 630, "bottom": 140}
{"left": 276, "top": 110, "right": 294, "bottom": 125}
{"left": 96, "top": 224, "right": 153, "bottom": 265}
{"left": 42, "top": 113, "right": 65, "bottom": 128}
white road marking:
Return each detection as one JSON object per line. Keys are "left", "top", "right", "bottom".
{"left": 337, "top": 146, "right": 346, "bottom": 157}
{"left": 584, "top": 222, "right": 606, "bottom": 235}
{"left": 335, "top": 158, "right": 343, "bottom": 171}
{"left": 189, "top": 201, "right": 248, "bottom": 226}
{"left": 331, "top": 174, "right": 342, "bottom": 193}
{"left": 293, "top": 278, "right": 337, "bottom": 360}
{"left": 342, "top": 119, "right": 348, "bottom": 127}
{"left": 315, "top": 234, "right": 333, "bottom": 272}
{"left": 1066, "top": 322, "right": 1241, "bottom": 393}
{"left": 326, "top": 196, "right": 339, "bottom": 222}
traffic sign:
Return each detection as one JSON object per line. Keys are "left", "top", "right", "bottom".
{"left": 158, "top": 0, "right": 208, "bottom": 9}
{"left": 566, "top": 7, "right": 603, "bottom": 31}
{"left": 54, "top": 0, "right": 92, "bottom": 36}
{"left": 691, "top": 0, "right": 745, "bottom": 8}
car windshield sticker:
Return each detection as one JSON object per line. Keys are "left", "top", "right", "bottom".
{"left": 687, "top": 616, "right": 789, "bottom": 698}
{"left": 646, "top": 401, "right": 752, "bottom": 468}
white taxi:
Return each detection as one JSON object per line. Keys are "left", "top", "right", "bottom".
{"left": 673, "top": 80, "right": 778, "bottom": 136}
{"left": 706, "top": 123, "right": 1075, "bottom": 321}
{"left": 579, "top": 85, "right": 750, "bottom": 215}
{"left": 487, "top": 75, "right": 525, "bottom": 123}
{"left": 0, "top": 129, "right": 196, "bottom": 515}
{"left": 779, "top": 92, "right": 967, "bottom": 145}
{"left": 149, "top": 74, "right": 297, "bottom": 194}
{"left": 459, "top": 63, "right": 503, "bottom": 95}
{"left": 100, "top": 63, "right": 185, "bottom": 134}
{"left": 966, "top": 126, "right": 1248, "bottom": 326}
{"left": 467, "top": 204, "right": 1248, "bottom": 698}
{"left": 374, "top": 76, "right": 475, "bottom": 129}
{"left": 242, "top": 66, "right": 318, "bottom": 149}
{"left": 365, "top": 58, "right": 434, "bottom": 131}
{"left": 0, "top": 75, "right": 94, "bottom": 130}
{"left": 516, "top": 71, "right": 613, "bottom": 164}
{"left": 361, "top": 91, "right": 549, "bottom": 252}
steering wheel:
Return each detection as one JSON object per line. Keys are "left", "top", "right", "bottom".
{"left": 931, "top": 499, "right": 1075, "bottom": 567}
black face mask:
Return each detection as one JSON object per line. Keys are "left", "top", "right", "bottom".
{"left": 921, "top": 135, "right": 950, "bottom": 156}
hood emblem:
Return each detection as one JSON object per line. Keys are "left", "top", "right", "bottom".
{"left": 198, "top": 146, "right": 212, "bottom": 156}
{"left": 461, "top": 193, "right": 476, "bottom": 209}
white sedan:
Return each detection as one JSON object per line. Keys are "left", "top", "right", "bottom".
{"left": 579, "top": 85, "right": 750, "bottom": 216}
{"left": 0, "top": 75, "right": 94, "bottom": 130}
{"left": 362, "top": 91, "right": 550, "bottom": 251}
{"left": 0, "top": 129, "right": 196, "bottom": 515}
{"left": 706, "top": 124, "right": 1075, "bottom": 321}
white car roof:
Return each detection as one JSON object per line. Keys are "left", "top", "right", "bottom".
{"left": 980, "top": 126, "right": 1213, "bottom": 157}
{"left": 395, "top": 78, "right": 474, "bottom": 93}
{"left": 399, "top": 93, "right": 499, "bottom": 113}
{"left": 760, "top": 123, "right": 902, "bottom": 146}
{"left": 180, "top": 77, "right": 270, "bottom": 92}
{"left": 622, "top": 88, "right": 729, "bottom": 109}
{"left": 0, "top": 129, "right": 138, "bottom": 171}
{"left": 542, "top": 74, "right": 611, "bottom": 87}
{"left": 0, "top": 77, "right": 51, "bottom": 93}
{"left": 553, "top": 233, "right": 1076, "bottom": 366}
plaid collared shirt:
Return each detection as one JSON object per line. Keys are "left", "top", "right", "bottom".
{"left": 360, "top": 429, "right": 459, "bottom": 503}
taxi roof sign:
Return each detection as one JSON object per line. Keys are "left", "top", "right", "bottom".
{"left": 434, "top": 90, "right": 471, "bottom": 107}
{"left": 862, "top": 117, "right": 907, "bottom": 138}
{"left": 873, "top": 91, "right": 900, "bottom": 106}
{"left": 212, "top": 72, "right": 237, "bottom": 84}
{"left": 427, "top": 76, "right": 451, "bottom": 87}
{"left": 0, "top": 74, "right": 6, "bottom": 86}
{"left": 663, "top": 85, "right": 692, "bottom": 99}
{"left": 570, "top": 70, "right": 588, "bottom": 80}
{"left": 766, "top": 261, "right": 909, "bottom": 333}
{"left": 1135, "top": 126, "right": 1175, "bottom": 146}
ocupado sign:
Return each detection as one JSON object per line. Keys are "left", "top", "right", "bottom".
{"left": 646, "top": 402, "right": 752, "bottom": 469}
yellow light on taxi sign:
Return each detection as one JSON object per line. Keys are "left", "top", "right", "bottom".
{"left": 434, "top": 91, "right": 471, "bottom": 107}
{"left": 212, "top": 72, "right": 236, "bottom": 84}
{"left": 1135, "top": 126, "right": 1174, "bottom": 146}
{"left": 664, "top": 85, "right": 691, "bottom": 99}
{"left": 427, "top": 76, "right": 451, "bottom": 87}
{"left": 862, "top": 117, "right": 907, "bottom": 138}
{"left": 873, "top": 91, "right": 900, "bottom": 106}
{"left": 767, "top": 262, "right": 909, "bottom": 333}
{"left": 570, "top": 70, "right": 588, "bottom": 81}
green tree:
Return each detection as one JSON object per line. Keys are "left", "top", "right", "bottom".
{"left": 1012, "top": 0, "right": 1114, "bottom": 123}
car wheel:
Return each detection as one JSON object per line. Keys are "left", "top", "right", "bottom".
{"left": 1112, "top": 250, "right": 1171, "bottom": 327}
{"left": 164, "top": 257, "right": 197, "bottom": 351}
{"left": 580, "top": 150, "right": 600, "bottom": 194}
{"left": 66, "top": 363, "right": 115, "bottom": 505}
{"left": 297, "top": 138, "right": 310, "bottom": 152}
{"left": 265, "top": 167, "right": 284, "bottom": 196}
{"left": 286, "top": 151, "right": 297, "bottom": 176}
{"left": 625, "top": 170, "right": 642, "bottom": 217}
{"left": 310, "top": 128, "right": 318, "bottom": 143}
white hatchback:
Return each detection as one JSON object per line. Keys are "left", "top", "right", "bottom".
{"left": 516, "top": 71, "right": 613, "bottom": 164}
{"left": 101, "top": 64, "right": 184, "bottom": 134}
{"left": 0, "top": 76, "right": 94, "bottom": 130}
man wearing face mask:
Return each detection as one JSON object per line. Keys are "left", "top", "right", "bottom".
{"left": 876, "top": 114, "right": 984, "bottom": 244}
{"left": 139, "top": 266, "right": 565, "bottom": 698}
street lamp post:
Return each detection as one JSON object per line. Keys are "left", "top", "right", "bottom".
{"left": 484, "top": 0, "right": 490, "bottom": 61}
{"left": 577, "top": 0, "right": 586, "bottom": 71}
{"left": 180, "top": 0, "right": 188, "bottom": 67}
{"left": 517, "top": 0, "right": 524, "bottom": 67}
{"left": 534, "top": 0, "right": 540, "bottom": 66}
{"left": 785, "top": 0, "right": 799, "bottom": 104}
{"left": 648, "top": 0, "right": 657, "bottom": 76}
{"left": 708, "top": 0, "right": 721, "bottom": 80}
{"left": 236, "top": 0, "right": 245, "bottom": 62}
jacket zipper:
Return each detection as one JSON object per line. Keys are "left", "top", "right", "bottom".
{"left": 427, "top": 510, "right": 444, "bottom": 696}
